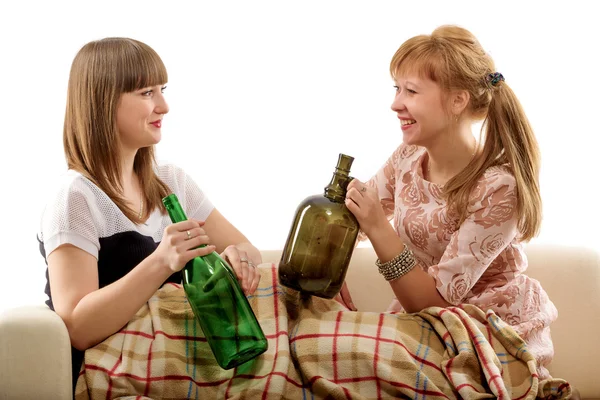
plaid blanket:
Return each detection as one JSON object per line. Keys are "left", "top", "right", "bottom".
{"left": 75, "top": 264, "right": 572, "bottom": 399}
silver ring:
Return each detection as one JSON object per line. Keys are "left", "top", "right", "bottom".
{"left": 240, "top": 257, "right": 256, "bottom": 268}
{"left": 186, "top": 230, "right": 192, "bottom": 240}
{"left": 360, "top": 186, "right": 367, "bottom": 193}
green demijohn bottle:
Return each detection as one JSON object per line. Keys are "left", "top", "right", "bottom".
{"left": 162, "top": 194, "right": 268, "bottom": 370}
{"left": 278, "top": 154, "right": 360, "bottom": 299}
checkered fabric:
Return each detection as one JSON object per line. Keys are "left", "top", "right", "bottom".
{"left": 75, "top": 264, "right": 571, "bottom": 399}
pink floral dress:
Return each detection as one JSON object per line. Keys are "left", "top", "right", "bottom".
{"left": 362, "top": 143, "right": 558, "bottom": 378}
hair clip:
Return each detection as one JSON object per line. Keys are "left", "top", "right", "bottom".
{"left": 486, "top": 72, "right": 505, "bottom": 87}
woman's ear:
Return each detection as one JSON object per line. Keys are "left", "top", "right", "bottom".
{"left": 450, "top": 89, "right": 470, "bottom": 115}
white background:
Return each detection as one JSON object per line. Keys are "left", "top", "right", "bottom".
{"left": 0, "top": 1, "right": 598, "bottom": 313}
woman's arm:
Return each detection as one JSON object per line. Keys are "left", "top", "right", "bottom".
{"left": 365, "top": 222, "right": 451, "bottom": 312}
{"left": 347, "top": 169, "right": 519, "bottom": 313}
{"left": 345, "top": 144, "right": 446, "bottom": 312}
{"left": 48, "top": 219, "right": 213, "bottom": 351}
{"left": 48, "top": 245, "right": 172, "bottom": 351}
{"left": 336, "top": 146, "right": 404, "bottom": 310}
{"left": 176, "top": 162, "right": 262, "bottom": 294}
{"left": 202, "top": 208, "right": 262, "bottom": 263}
{"left": 202, "top": 208, "right": 262, "bottom": 293}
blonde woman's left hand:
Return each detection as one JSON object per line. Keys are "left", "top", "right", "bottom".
{"left": 345, "top": 179, "right": 388, "bottom": 237}
{"left": 220, "top": 245, "right": 260, "bottom": 295}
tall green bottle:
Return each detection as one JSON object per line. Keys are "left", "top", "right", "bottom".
{"left": 162, "top": 194, "right": 267, "bottom": 370}
{"left": 278, "top": 154, "right": 360, "bottom": 299}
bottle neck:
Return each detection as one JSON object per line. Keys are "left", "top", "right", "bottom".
{"left": 324, "top": 168, "right": 352, "bottom": 203}
{"left": 323, "top": 154, "right": 354, "bottom": 203}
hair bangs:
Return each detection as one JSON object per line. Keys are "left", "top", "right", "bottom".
{"left": 389, "top": 36, "right": 448, "bottom": 87}
{"left": 117, "top": 39, "right": 168, "bottom": 93}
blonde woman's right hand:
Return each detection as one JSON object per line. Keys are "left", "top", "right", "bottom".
{"left": 154, "top": 219, "right": 216, "bottom": 273}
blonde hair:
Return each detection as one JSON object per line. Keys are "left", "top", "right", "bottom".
{"left": 63, "top": 37, "right": 171, "bottom": 223}
{"left": 390, "top": 25, "right": 542, "bottom": 241}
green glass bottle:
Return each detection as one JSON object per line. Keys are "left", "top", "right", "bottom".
{"left": 278, "top": 154, "right": 360, "bottom": 299}
{"left": 162, "top": 194, "right": 268, "bottom": 370}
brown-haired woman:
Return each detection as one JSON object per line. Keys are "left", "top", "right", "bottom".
{"left": 37, "top": 37, "right": 262, "bottom": 391}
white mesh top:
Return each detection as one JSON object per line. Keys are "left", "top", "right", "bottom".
{"left": 39, "top": 163, "right": 214, "bottom": 261}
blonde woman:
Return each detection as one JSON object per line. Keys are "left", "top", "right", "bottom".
{"left": 343, "top": 25, "right": 558, "bottom": 380}
{"left": 37, "top": 38, "right": 261, "bottom": 392}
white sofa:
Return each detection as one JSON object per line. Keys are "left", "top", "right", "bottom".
{"left": 1, "top": 243, "right": 599, "bottom": 399}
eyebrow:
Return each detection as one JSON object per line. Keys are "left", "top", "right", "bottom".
{"left": 395, "top": 80, "right": 421, "bottom": 89}
{"left": 405, "top": 81, "right": 421, "bottom": 88}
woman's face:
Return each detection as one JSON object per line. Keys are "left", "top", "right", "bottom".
{"left": 116, "top": 84, "right": 169, "bottom": 151}
{"left": 391, "top": 75, "right": 453, "bottom": 147}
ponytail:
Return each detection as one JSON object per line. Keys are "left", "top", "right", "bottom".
{"left": 445, "top": 83, "right": 542, "bottom": 241}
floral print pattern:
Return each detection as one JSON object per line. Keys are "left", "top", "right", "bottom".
{"left": 363, "top": 144, "right": 558, "bottom": 379}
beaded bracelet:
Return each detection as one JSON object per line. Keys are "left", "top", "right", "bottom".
{"left": 375, "top": 245, "right": 417, "bottom": 281}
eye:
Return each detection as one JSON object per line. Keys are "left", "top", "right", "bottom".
{"left": 140, "top": 86, "right": 167, "bottom": 96}
{"left": 393, "top": 85, "right": 417, "bottom": 95}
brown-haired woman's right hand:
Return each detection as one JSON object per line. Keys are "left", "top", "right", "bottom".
{"left": 154, "top": 220, "right": 216, "bottom": 273}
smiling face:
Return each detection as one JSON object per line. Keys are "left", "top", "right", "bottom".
{"left": 116, "top": 84, "right": 169, "bottom": 152}
{"left": 391, "top": 75, "right": 453, "bottom": 147}
{"left": 64, "top": 38, "right": 170, "bottom": 178}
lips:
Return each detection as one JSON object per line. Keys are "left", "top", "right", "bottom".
{"left": 150, "top": 120, "right": 162, "bottom": 128}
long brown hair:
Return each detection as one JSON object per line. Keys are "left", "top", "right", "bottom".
{"left": 63, "top": 37, "right": 171, "bottom": 223}
{"left": 390, "top": 25, "right": 541, "bottom": 241}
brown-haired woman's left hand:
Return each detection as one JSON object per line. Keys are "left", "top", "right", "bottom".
{"left": 345, "top": 179, "right": 388, "bottom": 237}
{"left": 220, "top": 245, "right": 261, "bottom": 295}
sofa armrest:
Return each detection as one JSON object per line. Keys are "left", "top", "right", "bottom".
{"left": 0, "top": 305, "right": 72, "bottom": 400}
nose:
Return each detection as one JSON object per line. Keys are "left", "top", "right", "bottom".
{"left": 391, "top": 92, "right": 406, "bottom": 113}
{"left": 155, "top": 92, "right": 169, "bottom": 115}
